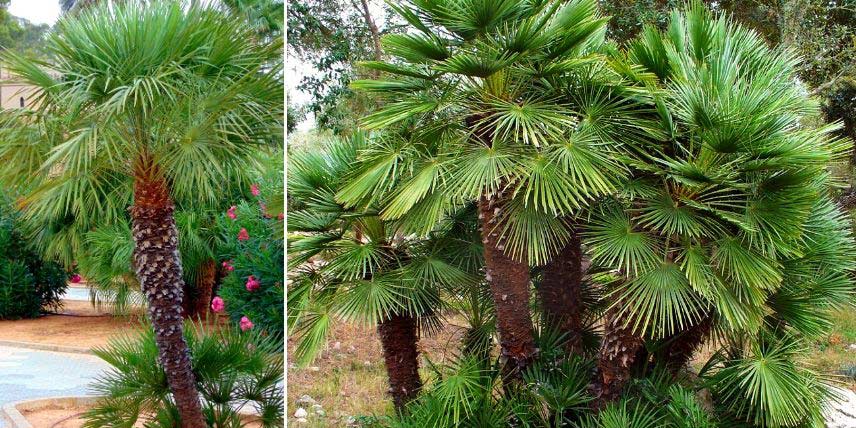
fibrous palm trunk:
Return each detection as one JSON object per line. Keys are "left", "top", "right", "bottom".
{"left": 377, "top": 312, "right": 422, "bottom": 411}
{"left": 592, "top": 307, "right": 643, "bottom": 409}
{"left": 479, "top": 192, "right": 536, "bottom": 382}
{"left": 192, "top": 259, "right": 217, "bottom": 318}
{"left": 130, "top": 176, "right": 206, "bottom": 428}
{"left": 537, "top": 232, "right": 584, "bottom": 355}
{"left": 660, "top": 316, "right": 712, "bottom": 375}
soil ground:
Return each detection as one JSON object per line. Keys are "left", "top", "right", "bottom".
{"left": 0, "top": 299, "right": 228, "bottom": 350}
{"left": 0, "top": 300, "right": 147, "bottom": 349}
{"left": 20, "top": 404, "right": 265, "bottom": 428}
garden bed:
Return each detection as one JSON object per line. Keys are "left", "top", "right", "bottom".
{"left": 19, "top": 403, "right": 265, "bottom": 428}
{"left": 0, "top": 300, "right": 144, "bottom": 351}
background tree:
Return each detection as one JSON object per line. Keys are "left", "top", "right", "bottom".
{"left": 287, "top": 0, "right": 398, "bottom": 132}
{"left": 0, "top": 2, "right": 282, "bottom": 426}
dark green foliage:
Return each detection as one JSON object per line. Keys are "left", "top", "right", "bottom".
{"left": 83, "top": 322, "right": 283, "bottom": 428}
{"left": 217, "top": 200, "right": 285, "bottom": 346}
{"left": 0, "top": 194, "right": 66, "bottom": 319}
{"left": 0, "top": 260, "right": 38, "bottom": 319}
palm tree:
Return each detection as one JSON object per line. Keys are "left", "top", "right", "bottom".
{"left": 343, "top": 0, "right": 655, "bottom": 382}
{"left": 0, "top": 2, "right": 282, "bottom": 426}
{"left": 585, "top": 2, "right": 855, "bottom": 411}
{"left": 288, "top": 132, "right": 480, "bottom": 409}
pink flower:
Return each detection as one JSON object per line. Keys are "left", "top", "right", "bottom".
{"left": 237, "top": 228, "right": 249, "bottom": 241}
{"left": 245, "top": 275, "right": 260, "bottom": 291}
{"left": 221, "top": 260, "right": 234, "bottom": 272}
{"left": 227, "top": 205, "right": 237, "bottom": 220}
{"left": 70, "top": 274, "right": 81, "bottom": 284}
{"left": 250, "top": 183, "right": 261, "bottom": 196}
{"left": 240, "top": 316, "right": 254, "bottom": 331}
{"left": 211, "top": 296, "right": 225, "bottom": 313}
{"left": 277, "top": 212, "right": 284, "bottom": 220}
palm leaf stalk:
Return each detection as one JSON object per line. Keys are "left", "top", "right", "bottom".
{"left": 0, "top": 2, "right": 283, "bottom": 426}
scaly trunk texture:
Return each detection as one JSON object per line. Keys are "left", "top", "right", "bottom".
{"left": 479, "top": 192, "right": 537, "bottom": 382}
{"left": 592, "top": 308, "right": 644, "bottom": 409}
{"left": 537, "top": 232, "right": 584, "bottom": 355}
{"left": 192, "top": 259, "right": 217, "bottom": 318}
{"left": 130, "top": 177, "right": 206, "bottom": 428}
{"left": 660, "top": 317, "right": 712, "bottom": 375}
{"left": 377, "top": 312, "right": 422, "bottom": 410}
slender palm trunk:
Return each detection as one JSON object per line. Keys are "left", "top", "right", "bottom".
{"left": 377, "top": 312, "right": 422, "bottom": 410}
{"left": 660, "top": 316, "right": 712, "bottom": 374}
{"left": 192, "top": 259, "right": 217, "bottom": 318}
{"left": 479, "top": 192, "right": 536, "bottom": 382}
{"left": 130, "top": 176, "right": 206, "bottom": 428}
{"left": 537, "top": 231, "right": 584, "bottom": 355}
{"left": 592, "top": 308, "right": 643, "bottom": 409}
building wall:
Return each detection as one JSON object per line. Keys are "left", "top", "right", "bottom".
{"left": 0, "top": 83, "right": 38, "bottom": 109}
{"left": 0, "top": 66, "right": 54, "bottom": 110}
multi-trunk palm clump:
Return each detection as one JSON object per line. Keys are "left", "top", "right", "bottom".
{"left": 342, "top": 0, "right": 660, "bottom": 382}
{"left": 313, "top": 0, "right": 856, "bottom": 427}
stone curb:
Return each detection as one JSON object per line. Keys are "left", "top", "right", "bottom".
{"left": 0, "top": 396, "right": 99, "bottom": 428}
{"left": 0, "top": 340, "right": 92, "bottom": 355}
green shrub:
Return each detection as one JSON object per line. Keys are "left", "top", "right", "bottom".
{"left": 0, "top": 194, "right": 66, "bottom": 319}
{"left": 216, "top": 198, "right": 284, "bottom": 346}
{"left": 84, "top": 322, "right": 283, "bottom": 427}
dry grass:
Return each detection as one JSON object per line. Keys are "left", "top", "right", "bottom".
{"left": 805, "top": 308, "right": 856, "bottom": 391}
{"left": 286, "top": 319, "right": 467, "bottom": 427}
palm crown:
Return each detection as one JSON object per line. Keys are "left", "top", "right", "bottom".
{"left": 0, "top": 1, "right": 282, "bottom": 207}
{"left": 341, "top": 0, "right": 662, "bottom": 265}
{"left": 588, "top": 3, "right": 854, "bottom": 340}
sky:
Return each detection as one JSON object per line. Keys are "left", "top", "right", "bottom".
{"left": 9, "top": 0, "right": 61, "bottom": 26}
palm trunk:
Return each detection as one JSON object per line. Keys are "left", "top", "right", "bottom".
{"left": 660, "top": 316, "right": 712, "bottom": 375}
{"left": 537, "top": 231, "right": 584, "bottom": 355}
{"left": 479, "top": 192, "right": 536, "bottom": 382}
{"left": 377, "top": 312, "right": 422, "bottom": 410}
{"left": 592, "top": 308, "right": 643, "bottom": 409}
{"left": 130, "top": 176, "right": 206, "bottom": 428}
{"left": 192, "top": 259, "right": 217, "bottom": 318}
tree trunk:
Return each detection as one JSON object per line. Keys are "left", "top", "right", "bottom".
{"left": 659, "top": 317, "right": 712, "bottom": 375}
{"left": 130, "top": 176, "right": 206, "bottom": 428}
{"left": 355, "top": 0, "right": 382, "bottom": 62}
{"left": 479, "top": 192, "right": 536, "bottom": 383}
{"left": 592, "top": 308, "right": 644, "bottom": 409}
{"left": 377, "top": 312, "right": 422, "bottom": 411}
{"left": 537, "top": 231, "right": 584, "bottom": 355}
{"left": 192, "top": 259, "right": 217, "bottom": 318}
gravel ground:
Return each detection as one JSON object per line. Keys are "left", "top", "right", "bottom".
{"left": 825, "top": 387, "right": 856, "bottom": 428}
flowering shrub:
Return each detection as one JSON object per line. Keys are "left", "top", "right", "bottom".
{"left": 215, "top": 192, "right": 284, "bottom": 346}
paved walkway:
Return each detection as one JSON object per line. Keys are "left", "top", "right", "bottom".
{"left": 62, "top": 285, "right": 143, "bottom": 303}
{"left": 61, "top": 286, "right": 92, "bottom": 301}
{"left": 0, "top": 345, "right": 108, "bottom": 427}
